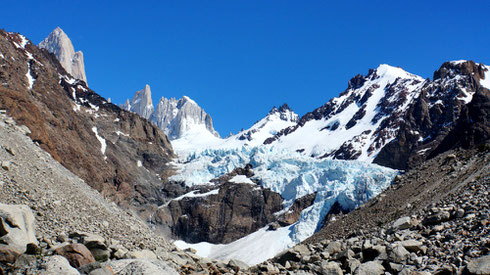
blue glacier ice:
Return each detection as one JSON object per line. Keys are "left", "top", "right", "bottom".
{"left": 170, "top": 146, "right": 398, "bottom": 264}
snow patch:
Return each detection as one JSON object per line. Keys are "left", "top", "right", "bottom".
{"left": 229, "top": 175, "right": 254, "bottom": 184}
{"left": 91, "top": 127, "right": 107, "bottom": 157}
{"left": 26, "top": 66, "right": 34, "bottom": 90}
{"left": 137, "top": 160, "right": 142, "bottom": 167}
{"left": 162, "top": 189, "right": 220, "bottom": 207}
{"left": 174, "top": 225, "right": 294, "bottom": 266}
{"left": 480, "top": 65, "right": 490, "bottom": 90}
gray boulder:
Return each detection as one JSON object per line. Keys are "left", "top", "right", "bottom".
{"left": 466, "top": 255, "right": 490, "bottom": 275}
{"left": 44, "top": 255, "right": 80, "bottom": 275}
{"left": 0, "top": 204, "right": 38, "bottom": 254}
{"left": 320, "top": 261, "right": 343, "bottom": 275}
{"left": 109, "top": 259, "right": 179, "bottom": 275}
{"left": 354, "top": 261, "right": 384, "bottom": 275}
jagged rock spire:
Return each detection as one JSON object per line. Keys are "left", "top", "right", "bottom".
{"left": 39, "top": 27, "right": 87, "bottom": 84}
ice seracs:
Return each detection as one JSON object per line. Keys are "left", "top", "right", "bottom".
{"left": 172, "top": 146, "right": 397, "bottom": 265}
{"left": 39, "top": 27, "right": 87, "bottom": 84}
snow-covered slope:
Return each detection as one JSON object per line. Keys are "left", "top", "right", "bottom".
{"left": 172, "top": 147, "right": 397, "bottom": 265}
{"left": 268, "top": 64, "right": 425, "bottom": 161}
{"left": 121, "top": 85, "right": 219, "bottom": 140}
{"left": 39, "top": 27, "right": 87, "bottom": 84}
{"left": 172, "top": 104, "right": 299, "bottom": 154}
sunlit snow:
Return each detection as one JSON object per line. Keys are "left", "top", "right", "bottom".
{"left": 91, "top": 127, "right": 107, "bottom": 157}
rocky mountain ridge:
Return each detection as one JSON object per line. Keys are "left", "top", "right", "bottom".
{"left": 121, "top": 85, "right": 220, "bottom": 140}
{"left": 0, "top": 30, "right": 175, "bottom": 212}
{"left": 266, "top": 61, "right": 490, "bottom": 169}
{"left": 39, "top": 27, "right": 87, "bottom": 84}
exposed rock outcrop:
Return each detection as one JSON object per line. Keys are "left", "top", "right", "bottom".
{"left": 39, "top": 27, "right": 87, "bottom": 84}
{"left": 121, "top": 86, "right": 220, "bottom": 140}
{"left": 156, "top": 181, "right": 284, "bottom": 244}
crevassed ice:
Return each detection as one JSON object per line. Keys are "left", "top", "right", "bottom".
{"left": 171, "top": 146, "right": 398, "bottom": 264}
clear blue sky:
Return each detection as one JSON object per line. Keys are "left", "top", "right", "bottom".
{"left": 2, "top": 1, "right": 489, "bottom": 135}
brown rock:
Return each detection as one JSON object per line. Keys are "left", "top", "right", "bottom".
{"left": 55, "top": 243, "right": 95, "bottom": 268}
{"left": 0, "top": 247, "right": 20, "bottom": 263}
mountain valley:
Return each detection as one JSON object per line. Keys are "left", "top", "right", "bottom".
{"left": 0, "top": 27, "right": 488, "bottom": 275}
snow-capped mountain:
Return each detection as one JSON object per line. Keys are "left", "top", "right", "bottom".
{"left": 121, "top": 85, "right": 220, "bottom": 140}
{"left": 234, "top": 104, "right": 299, "bottom": 145}
{"left": 39, "top": 27, "right": 87, "bottom": 84}
{"left": 266, "top": 61, "right": 489, "bottom": 168}
{"left": 171, "top": 103, "right": 300, "bottom": 153}
{"left": 265, "top": 64, "right": 425, "bottom": 160}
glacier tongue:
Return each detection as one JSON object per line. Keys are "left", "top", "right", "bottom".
{"left": 171, "top": 146, "right": 397, "bottom": 265}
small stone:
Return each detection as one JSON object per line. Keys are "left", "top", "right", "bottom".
{"left": 5, "top": 147, "right": 15, "bottom": 156}
{"left": 1, "top": 161, "right": 11, "bottom": 171}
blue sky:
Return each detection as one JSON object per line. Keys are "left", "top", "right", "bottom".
{"left": 2, "top": 1, "right": 490, "bottom": 135}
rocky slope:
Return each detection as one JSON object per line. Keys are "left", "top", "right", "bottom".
{"left": 39, "top": 27, "right": 87, "bottom": 84}
{"left": 121, "top": 85, "right": 220, "bottom": 140}
{"left": 266, "top": 61, "right": 490, "bottom": 170}
{"left": 253, "top": 146, "right": 489, "bottom": 274}
{"left": 0, "top": 30, "right": 175, "bottom": 211}
{"left": 0, "top": 110, "right": 249, "bottom": 275}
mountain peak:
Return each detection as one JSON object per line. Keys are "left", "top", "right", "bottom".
{"left": 39, "top": 27, "right": 87, "bottom": 84}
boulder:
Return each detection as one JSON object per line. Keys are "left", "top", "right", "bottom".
{"left": 89, "top": 267, "right": 114, "bottom": 275}
{"left": 466, "top": 255, "right": 490, "bottom": 275}
{"left": 0, "top": 204, "right": 38, "bottom": 254}
{"left": 55, "top": 243, "right": 96, "bottom": 268}
{"left": 70, "top": 232, "right": 109, "bottom": 262}
{"left": 392, "top": 216, "right": 412, "bottom": 231}
{"left": 320, "top": 261, "right": 343, "bottom": 275}
{"left": 44, "top": 255, "right": 80, "bottom": 275}
{"left": 354, "top": 261, "right": 384, "bottom": 275}
{"left": 422, "top": 211, "right": 450, "bottom": 225}
{"left": 401, "top": 240, "right": 423, "bottom": 253}
{"left": 389, "top": 245, "right": 410, "bottom": 263}
{"left": 126, "top": 249, "right": 157, "bottom": 260}
{"left": 0, "top": 247, "right": 21, "bottom": 263}
{"left": 108, "top": 259, "right": 179, "bottom": 275}
{"left": 228, "top": 258, "right": 249, "bottom": 271}
{"left": 326, "top": 241, "right": 343, "bottom": 255}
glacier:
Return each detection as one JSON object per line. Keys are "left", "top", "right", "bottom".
{"left": 171, "top": 146, "right": 398, "bottom": 265}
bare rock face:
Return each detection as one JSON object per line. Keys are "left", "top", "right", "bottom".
{"left": 156, "top": 181, "right": 283, "bottom": 244}
{"left": 374, "top": 61, "right": 490, "bottom": 169}
{"left": 0, "top": 30, "right": 175, "bottom": 210}
{"left": 120, "top": 84, "right": 154, "bottom": 119}
{"left": 39, "top": 27, "right": 87, "bottom": 84}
